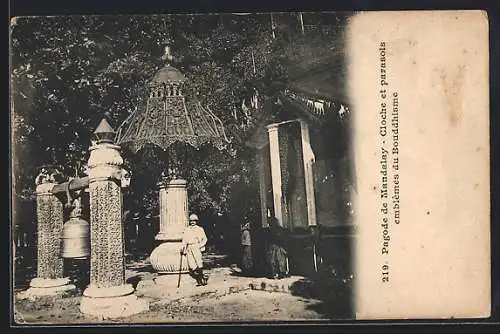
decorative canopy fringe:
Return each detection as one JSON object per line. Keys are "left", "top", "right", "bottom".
{"left": 116, "top": 49, "right": 230, "bottom": 153}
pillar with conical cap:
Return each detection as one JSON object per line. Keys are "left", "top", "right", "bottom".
{"left": 79, "top": 118, "right": 148, "bottom": 319}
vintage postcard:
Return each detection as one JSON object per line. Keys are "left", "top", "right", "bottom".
{"left": 10, "top": 10, "right": 490, "bottom": 324}
{"left": 350, "top": 10, "right": 490, "bottom": 319}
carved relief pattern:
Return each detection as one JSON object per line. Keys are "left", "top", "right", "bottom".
{"left": 278, "top": 127, "right": 290, "bottom": 227}
{"left": 147, "top": 96, "right": 164, "bottom": 137}
{"left": 117, "top": 97, "right": 228, "bottom": 153}
{"left": 166, "top": 96, "right": 190, "bottom": 137}
{"left": 36, "top": 193, "right": 64, "bottom": 279}
{"left": 89, "top": 180, "right": 124, "bottom": 288}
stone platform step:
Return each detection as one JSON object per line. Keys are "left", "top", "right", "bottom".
{"left": 135, "top": 268, "right": 312, "bottom": 304}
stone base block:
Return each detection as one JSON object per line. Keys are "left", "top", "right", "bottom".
{"left": 135, "top": 273, "right": 204, "bottom": 301}
{"left": 30, "top": 277, "right": 71, "bottom": 288}
{"left": 79, "top": 293, "right": 149, "bottom": 319}
{"left": 17, "top": 277, "right": 76, "bottom": 300}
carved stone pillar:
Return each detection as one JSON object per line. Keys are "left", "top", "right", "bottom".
{"left": 79, "top": 118, "right": 148, "bottom": 319}
{"left": 149, "top": 178, "right": 189, "bottom": 275}
{"left": 19, "top": 180, "right": 75, "bottom": 299}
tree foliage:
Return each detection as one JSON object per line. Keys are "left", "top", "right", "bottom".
{"left": 10, "top": 13, "right": 349, "bottom": 225}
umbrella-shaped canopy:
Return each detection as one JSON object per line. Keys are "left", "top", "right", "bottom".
{"left": 116, "top": 48, "right": 230, "bottom": 153}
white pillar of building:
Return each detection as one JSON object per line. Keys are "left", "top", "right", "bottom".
{"left": 300, "top": 121, "right": 317, "bottom": 227}
{"left": 266, "top": 124, "right": 283, "bottom": 226}
{"left": 258, "top": 150, "right": 269, "bottom": 228}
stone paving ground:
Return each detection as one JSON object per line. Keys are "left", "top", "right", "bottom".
{"left": 14, "top": 251, "right": 354, "bottom": 324}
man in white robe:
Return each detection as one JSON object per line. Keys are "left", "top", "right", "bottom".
{"left": 181, "top": 213, "right": 208, "bottom": 286}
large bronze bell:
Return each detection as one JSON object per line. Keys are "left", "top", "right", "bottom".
{"left": 61, "top": 199, "right": 90, "bottom": 259}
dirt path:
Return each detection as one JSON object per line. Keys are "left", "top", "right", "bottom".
{"left": 14, "top": 289, "right": 327, "bottom": 324}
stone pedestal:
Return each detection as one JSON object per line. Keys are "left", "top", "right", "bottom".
{"left": 18, "top": 277, "right": 76, "bottom": 300}
{"left": 80, "top": 119, "right": 148, "bottom": 319}
{"left": 20, "top": 182, "right": 75, "bottom": 299}
{"left": 150, "top": 178, "right": 189, "bottom": 274}
{"left": 80, "top": 283, "right": 147, "bottom": 319}
{"left": 150, "top": 242, "right": 189, "bottom": 274}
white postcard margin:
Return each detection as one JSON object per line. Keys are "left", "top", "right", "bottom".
{"left": 348, "top": 10, "right": 491, "bottom": 319}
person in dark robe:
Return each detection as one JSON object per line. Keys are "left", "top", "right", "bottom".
{"left": 266, "top": 216, "right": 289, "bottom": 279}
{"left": 240, "top": 221, "right": 253, "bottom": 275}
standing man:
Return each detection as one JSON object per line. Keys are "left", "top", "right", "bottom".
{"left": 240, "top": 221, "right": 253, "bottom": 275}
{"left": 181, "top": 213, "right": 208, "bottom": 286}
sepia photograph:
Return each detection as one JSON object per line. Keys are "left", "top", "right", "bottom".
{"left": 10, "top": 12, "right": 356, "bottom": 323}
{"left": 10, "top": 9, "right": 493, "bottom": 326}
